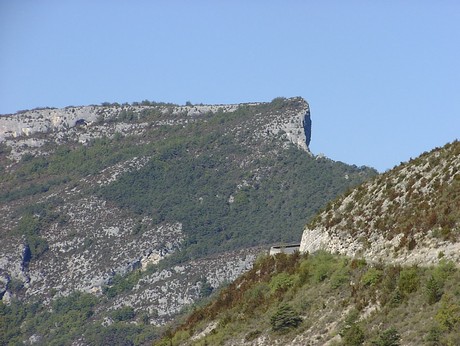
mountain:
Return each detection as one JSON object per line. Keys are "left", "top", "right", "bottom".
{"left": 160, "top": 140, "right": 460, "bottom": 346}
{"left": 0, "top": 97, "right": 376, "bottom": 345}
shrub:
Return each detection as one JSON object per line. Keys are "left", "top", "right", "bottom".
{"left": 330, "top": 264, "right": 351, "bottom": 289}
{"left": 102, "top": 270, "right": 142, "bottom": 298}
{"left": 84, "top": 323, "right": 140, "bottom": 346}
{"left": 52, "top": 291, "right": 97, "bottom": 315}
{"left": 171, "top": 330, "right": 191, "bottom": 344}
{"left": 297, "top": 259, "right": 311, "bottom": 286}
{"left": 434, "top": 259, "right": 456, "bottom": 281}
{"left": 361, "top": 267, "right": 383, "bottom": 287}
{"left": 350, "top": 258, "right": 367, "bottom": 269}
{"left": 371, "top": 327, "right": 400, "bottom": 346}
{"left": 269, "top": 273, "right": 295, "bottom": 296}
{"left": 398, "top": 267, "right": 420, "bottom": 295}
{"left": 341, "top": 323, "right": 365, "bottom": 345}
{"left": 14, "top": 212, "right": 53, "bottom": 261}
{"left": 435, "top": 295, "right": 460, "bottom": 332}
{"left": 389, "top": 289, "right": 403, "bottom": 308}
{"left": 380, "top": 266, "right": 400, "bottom": 306}
{"left": 340, "top": 310, "right": 365, "bottom": 345}
{"left": 244, "top": 329, "right": 262, "bottom": 341}
{"left": 310, "top": 251, "right": 336, "bottom": 283}
{"left": 243, "top": 283, "right": 269, "bottom": 312}
{"left": 7, "top": 278, "right": 24, "bottom": 294}
{"left": 270, "top": 304, "right": 302, "bottom": 332}
{"left": 199, "top": 278, "right": 213, "bottom": 298}
{"left": 26, "top": 236, "right": 49, "bottom": 260}
{"left": 425, "top": 326, "right": 441, "bottom": 345}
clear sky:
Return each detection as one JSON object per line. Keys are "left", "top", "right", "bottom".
{"left": 1, "top": 1, "right": 459, "bottom": 172}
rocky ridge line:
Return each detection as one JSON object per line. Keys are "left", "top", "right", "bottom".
{"left": 0, "top": 97, "right": 311, "bottom": 162}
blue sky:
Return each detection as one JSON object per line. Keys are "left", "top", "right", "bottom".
{"left": 1, "top": 1, "right": 459, "bottom": 172}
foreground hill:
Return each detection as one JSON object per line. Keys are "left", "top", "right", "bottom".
{"left": 161, "top": 140, "right": 460, "bottom": 346}
{"left": 164, "top": 252, "right": 460, "bottom": 346}
{"left": 0, "top": 97, "right": 376, "bottom": 344}
{"left": 301, "top": 140, "right": 460, "bottom": 266}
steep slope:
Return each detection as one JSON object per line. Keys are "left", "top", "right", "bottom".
{"left": 301, "top": 140, "right": 460, "bottom": 266}
{"left": 163, "top": 252, "right": 460, "bottom": 346}
{"left": 161, "top": 140, "right": 460, "bottom": 346}
{"left": 0, "top": 97, "right": 377, "bottom": 344}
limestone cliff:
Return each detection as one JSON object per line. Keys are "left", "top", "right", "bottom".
{"left": 0, "top": 97, "right": 311, "bottom": 162}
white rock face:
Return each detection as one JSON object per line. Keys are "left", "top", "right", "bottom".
{"left": 0, "top": 98, "right": 312, "bottom": 162}
{"left": 117, "top": 248, "right": 258, "bottom": 324}
{"left": 259, "top": 97, "right": 311, "bottom": 153}
{"left": 301, "top": 226, "right": 460, "bottom": 267}
{"left": 0, "top": 106, "right": 100, "bottom": 141}
{"left": 0, "top": 103, "right": 242, "bottom": 142}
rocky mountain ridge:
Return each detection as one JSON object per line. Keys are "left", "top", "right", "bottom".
{"left": 0, "top": 98, "right": 311, "bottom": 162}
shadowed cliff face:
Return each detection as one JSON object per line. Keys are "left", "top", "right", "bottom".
{"left": 303, "top": 112, "right": 312, "bottom": 148}
{"left": 0, "top": 97, "right": 377, "bottom": 344}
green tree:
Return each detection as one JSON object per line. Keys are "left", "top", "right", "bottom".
{"left": 270, "top": 304, "right": 302, "bottom": 332}
{"left": 426, "top": 275, "right": 443, "bottom": 304}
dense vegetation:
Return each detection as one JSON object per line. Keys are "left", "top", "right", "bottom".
{"left": 0, "top": 292, "right": 160, "bottom": 345}
{"left": 2, "top": 243, "right": 458, "bottom": 345}
{"left": 99, "top": 143, "right": 373, "bottom": 261}
{"left": 160, "top": 252, "right": 460, "bottom": 345}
